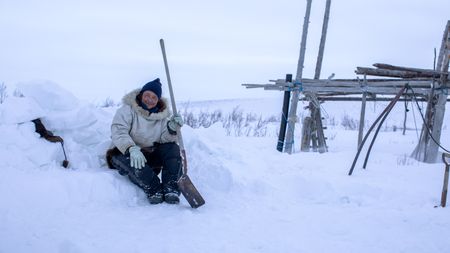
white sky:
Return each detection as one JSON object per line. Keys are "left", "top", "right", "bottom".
{"left": 1, "top": 0, "right": 449, "bottom": 102}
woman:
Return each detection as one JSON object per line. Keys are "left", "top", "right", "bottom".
{"left": 106, "top": 78, "right": 184, "bottom": 204}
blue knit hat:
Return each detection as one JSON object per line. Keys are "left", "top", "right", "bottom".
{"left": 140, "top": 78, "right": 162, "bottom": 99}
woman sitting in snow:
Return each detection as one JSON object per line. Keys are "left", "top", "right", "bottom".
{"left": 106, "top": 78, "right": 184, "bottom": 204}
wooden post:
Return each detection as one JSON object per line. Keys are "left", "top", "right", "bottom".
{"left": 277, "top": 74, "right": 293, "bottom": 152}
{"left": 301, "top": 116, "right": 312, "bottom": 152}
{"left": 311, "top": 106, "right": 318, "bottom": 152}
{"left": 358, "top": 76, "right": 368, "bottom": 148}
{"left": 285, "top": 0, "right": 313, "bottom": 154}
{"left": 413, "top": 21, "right": 450, "bottom": 163}
{"left": 358, "top": 92, "right": 367, "bottom": 148}
{"left": 427, "top": 23, "right": 450, "bottom": 162}
{"left": 403, "top": 95, "right": 408, "bottom": 135}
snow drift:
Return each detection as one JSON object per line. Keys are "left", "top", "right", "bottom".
{"left": 0, "top": 81, "right": 449, "bottom": 253}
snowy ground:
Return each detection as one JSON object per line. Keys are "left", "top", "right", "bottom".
{"left": 1, "top": 81, "right": 450, "bottom": 253}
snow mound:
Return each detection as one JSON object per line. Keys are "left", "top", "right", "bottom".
{"left": 16, "top": 80, "right": 79, "bottom": 111}
{"left": 0, "top": 96, "right": 46, "bottom": 124}
{"left": 183, "top": 126, "right": 234, "bottom": 193}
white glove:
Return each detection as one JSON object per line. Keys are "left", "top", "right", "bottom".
{"left": 129, "top": 146, "right": 147, "bottom": 169}
{"left": 168, "top": 114, "right": 184, "bottom": 131}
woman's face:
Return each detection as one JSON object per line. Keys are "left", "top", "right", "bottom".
{"left": 141, "top": 90, "right": 159, "bottom": 109}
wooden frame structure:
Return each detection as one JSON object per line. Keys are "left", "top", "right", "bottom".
{"left": 242, "top": 0, "right": 449, "bottom": 163}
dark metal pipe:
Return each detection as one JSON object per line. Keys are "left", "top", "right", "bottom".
{"left": 362, "top": 93, "right": 403, "bottom": 169}
{"left": 348, "top": 85, "right": 407, "bottom": 175}
{"left": 277, "top": 74, "right": 292, "bottom": 152}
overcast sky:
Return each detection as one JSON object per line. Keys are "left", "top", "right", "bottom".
{"left": 1, "top": 0, "right": 449, "bottom": 102}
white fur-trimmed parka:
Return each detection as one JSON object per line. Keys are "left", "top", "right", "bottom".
{"left": 111, "top": 89, "right": 177, "bottom": 154}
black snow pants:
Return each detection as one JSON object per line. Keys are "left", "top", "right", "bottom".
{"left": 110, "top": 142, "right": 182, "bottom": 195}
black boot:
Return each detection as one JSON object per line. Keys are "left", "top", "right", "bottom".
{"left": 147, "top": 186, "right": 164, "bottom": 204}
{"left": 111, "top": 154, "right": 162, "bottom": 204}
{"left": 163, "top": 181, "right": 180, "bottom": 204}
{"left": 154, "top": 143, "right": 182, "bottom": 204}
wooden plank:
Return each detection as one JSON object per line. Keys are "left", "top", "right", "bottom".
{"left": 373, "top": 63, "right": 448, "bottom": 76}
{"left": 356, "top": 67, "right": 438, "bottom": 78}
{"left": 310, "top": 97, "right": 434, "bottom": 102}
{"left": 242, "top": 83, "right": 432, "bottom": 95}
{"left": 301, "top": 86, "right": 430, "bottom": 94}
{"left": 275, "top": 79, "right": 434, "bottom": 88}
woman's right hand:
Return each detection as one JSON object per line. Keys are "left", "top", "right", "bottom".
{"left": 129, "top": 146, "right": 147, "bottom": 169}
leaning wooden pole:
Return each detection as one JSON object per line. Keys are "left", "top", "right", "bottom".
{"left": 314, "top": 0, "right": 331, "bottom": 153}
{"left": 285, "top": 0, "right": 313, "bottom": 154}
{"left": 314, "top": 0, "right": 331, "bottom": 80}
{"left": 301, "top": 0, "right": 331, "bottom": 152}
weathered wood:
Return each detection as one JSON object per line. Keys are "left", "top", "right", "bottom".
{"left": 373, "top": 63, "right": 448, "bottom": 77}
{"left": 300, "top": 86, "right": 430, "bottom": 95}
{"left": 301, "top": 0, "right": 331, "bottom": 154}
{"left": 356, "top": 67, "right": 439, "bottom": 78}
{"left": 403, "top": 96, "right": 408, "bottom": 135}
{"left": 313, "top": 105, "right": 327, "bottom": 153}
{"left": 273, "top": 78, "right": 434, "bottom": 87}
{"left": 285, "top": 0, "right": 312, "bottom": 154}
{"left": 310, "top": 97, "right": 434, "bottom": 102}
{"left": 358, "top": 91, "right": 367, "bottom": 148}
{"left": 314, "top": 0, "right": 331, "bottom": 80}
{"left": 301, "top": 116, "right": 312, "bottom": 152}
{"left": 427, "top": 21, "right": 450, "bottom": 162}
{"left": 243, "top": 83, "right": 432, "bottom": 95}
{"left": 413, "top": 20, "right": 450, "bottom": 163}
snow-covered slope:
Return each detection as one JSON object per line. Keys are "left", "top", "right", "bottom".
{"left": 1, "top": 81, "right": 449, "bottom": 253}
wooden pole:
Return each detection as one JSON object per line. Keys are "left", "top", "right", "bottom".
{"left": 285, "top": 0, "right": 313, "bottom": 154}
{"left": 313, "top": 0, "right": 331, "bottom": 153}
{"left": 314, "top": 0, "right": 331, "bottom": 80}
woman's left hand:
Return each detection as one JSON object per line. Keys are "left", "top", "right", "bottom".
{"left": 168, "top": 114, "right": 184, "bottom": 131}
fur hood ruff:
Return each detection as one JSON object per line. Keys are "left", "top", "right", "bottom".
{"left": 122, "top": 89, "right": 171, "bottom": 121}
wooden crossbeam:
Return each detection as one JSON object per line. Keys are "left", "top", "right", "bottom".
{"left": 242, "top": 79, "right": 436, "bottom": 95}
{"left": 373, "top": 63, "right": 448, "bottom": 76}
{"left": 355, "top": 67, "right": 441, "bottom": 78}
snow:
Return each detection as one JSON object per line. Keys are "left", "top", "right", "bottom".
{"left": 1, "top": 81, "right": 450, "bottom": 253}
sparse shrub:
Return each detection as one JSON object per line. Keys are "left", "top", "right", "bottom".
{"left": 183, "top": 111, "right": 198, "bottom": 128}
{"left": 397, "top": 154, "right": 417, "bottom": 166}
{"left": 341, "top": 114, "right": 358, "bottom": 130}
{"left": 13, "top": 88, "right": 23, "bottom": 97}
{"left": 100, "top": 97, "right": 116, "bottom": 108}
{"left": 176, "top": 105, "right": 283, "bottom": 137}
{"left": 253, "top": 116, "right": 268, "bottom": 137}
{"left": 0, "top": 82, "right": 7, "bottom": 103}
